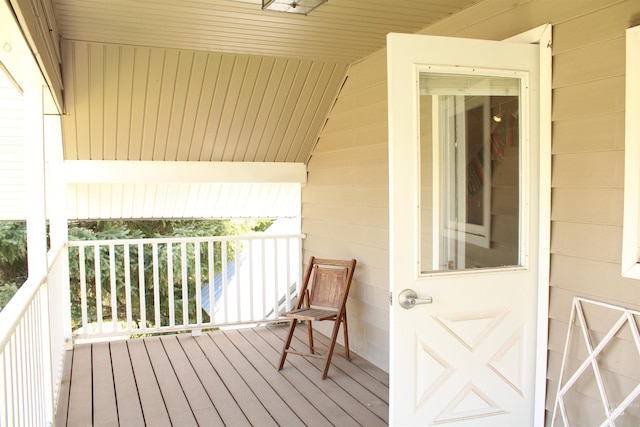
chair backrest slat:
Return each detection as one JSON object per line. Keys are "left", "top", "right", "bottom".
{"left": 309, "top": 266, "right": 349, "bottom": 310}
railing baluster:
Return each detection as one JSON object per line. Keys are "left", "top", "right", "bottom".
{"left": 181, "top": 242, "right": 188, "bottom": 326}
{"left": 94, "top": 245, "right": 103, "bottom": 333}
{"left": 79, "top": 247, "right": 88, "bottom": 335}
{"left": 285, "top": 237, "right": 291, "bottom": 311}
{"left": 124, "top": 244, "right": 132, "bottom": 332}
{"left": 195, "top": 242, "right": 202, "bottom": 326}
{"left": 167, "top": 243, "right": 175, "bottom": 327}
{"left": 273, "top": 239, "right": 279, "bottom": 319}
{"left": 16, "top": 322, "right": 25, "bottom": 424}
{"left": 138, "top": 243, "right": 146, "bottom": 329}
{"left": 9, "top": 337, "right": 17, "bottom": 425}
{"left": 235, "top": 239, "right": 241, "bottom": 322}
{"left": 109, "top": 244, "right": 117, "bottom": 332}
{"left": 1, "top": 349, "right": 7, "bottom": 427}
{"left": 153, "top": 243, "right": 160, "bottom": 328}
{"left": 248, "top": 240, "right": 254, "bottom": 320}
{"left": 208, "top": 240, "right": 214, "bottom": 323}
{"left": 222, "top": 242, "right": 228, "bottom": 323}
{"left": 261, "top": 238, "right": 266, "bottom": 319}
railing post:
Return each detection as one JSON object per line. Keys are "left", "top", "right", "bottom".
{"left": 24, "top": 85, "right": 54, "bottom": 424}
{"left": 45, "top": 115, "right": 72, "bottom": 346}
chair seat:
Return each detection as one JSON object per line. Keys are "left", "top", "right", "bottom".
{"left": 285, "top": 308, "right": 338, "bottom": 321}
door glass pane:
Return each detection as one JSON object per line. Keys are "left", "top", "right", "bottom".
{"left": 419, "top": 72, "right": 522, "bottom": 273}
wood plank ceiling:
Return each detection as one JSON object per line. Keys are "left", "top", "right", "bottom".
{"left": 53, "top": 0, "right": 482, "bottom": 163}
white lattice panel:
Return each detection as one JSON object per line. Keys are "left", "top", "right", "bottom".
{"left": 552, "top": 297, "right": 640, "bottom": 427}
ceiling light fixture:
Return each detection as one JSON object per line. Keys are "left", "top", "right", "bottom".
{"left": 262, "top": 0, "right": 327, "bottom": 15}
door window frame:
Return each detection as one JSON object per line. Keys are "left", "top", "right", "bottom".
{"left": 423, "top": 68, "right": 529, "bottom": 273}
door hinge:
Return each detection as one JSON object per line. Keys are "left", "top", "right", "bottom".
{"left": 389, "top": 291, "right": 393, "bottom": 306}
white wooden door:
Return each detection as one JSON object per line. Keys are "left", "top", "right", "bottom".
{"left": 388, "top": 33, "right": 546, "bottom": 426}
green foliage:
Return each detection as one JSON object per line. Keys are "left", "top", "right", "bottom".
{"left": 0, "top": 218, "right": 274, "bottom": 321}
{"left": 0, "top": 222, "right": 27, "bottom": 310}
{"left": 0, "top": 283, "right": 19, "bottom": 311}
{"left": 66, "top": 219, "right": 269, "bottom": 330}
{"left": 0, "top": 221, "right": 27, "bottom": 284}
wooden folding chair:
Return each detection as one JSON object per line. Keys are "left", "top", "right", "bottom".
{"left": 278, "top": 256, "right": 357, "bottom": 379}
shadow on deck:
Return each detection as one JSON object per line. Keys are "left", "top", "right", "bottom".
{"left": 55, "top": 323, "right": 389, "bottom": 426}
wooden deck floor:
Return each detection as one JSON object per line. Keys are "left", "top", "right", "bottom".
{"left": 55, "top": 324, "right": 389, "bottom": 426}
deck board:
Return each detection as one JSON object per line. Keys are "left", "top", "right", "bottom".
{"left": 109, "top": 341, "right": 145, "bottom": 427}
{"left": 240, "top": 327, "right": 360, "bottom": 427}
{"left": 126, "top": 339, "right": 172, "bottom": 426}
{"left": 194, "top": 333, "right": 278, "bottom": 427}
{"left": 262, "top": 326, "right": 388, "bottom": 427}
{"left": 66, "top": 344, "right": 93, "bottom": 426}
{"left": 57, "top": 324, "right": 389, "bottom": 426}
{"left": 144, "top": 337, "right": 199, "bottom": 426}
{"left": 159, "top": 336, "right": 223, "bottom": 425}
{"left": 92, "top": 342, "right": 119, "bottom": 426}
{"left": 176, "top": 334, "right": 251, "bottom": 426}
{"left": 224, "top": 329, "right": 333, "bottom": 427}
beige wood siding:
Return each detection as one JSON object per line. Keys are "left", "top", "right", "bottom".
{"left": 303, "top": 49, "right": 389, "bottom": 370}
{"left": 304, "top": 0, "right": 640, "bottom": 423}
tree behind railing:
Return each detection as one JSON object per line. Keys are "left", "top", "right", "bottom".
{"left": 68, "top": 234, "right": 303, "bottom": 339}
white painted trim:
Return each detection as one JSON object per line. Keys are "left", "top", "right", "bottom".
{"left": 622, "top": 26, "right": 640, "bottom": 279}
{"left": 63, "top": 160, "right": 308, "bottom": 184}
{"left": 505, "top": 23, "right": 553, "bottom": 427}
{"left": 0, "top": 1, "right": 57, "bottom": 114}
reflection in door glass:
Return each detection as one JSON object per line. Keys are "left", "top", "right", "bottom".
{"left": 419, "top": 73, "right": 522, "bottom": 273}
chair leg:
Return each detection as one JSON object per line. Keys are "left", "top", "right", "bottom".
{"left": 322, "top": 316, "right": 344, "bottom": 379}
{"left": 342, "top": 312, "right": 350, "bottom": 360}
{"left": 278, "top": 319, "right": 298, "bottom": 371}
{"left": 307, "top": 320, "right": 315, "bottom": 354}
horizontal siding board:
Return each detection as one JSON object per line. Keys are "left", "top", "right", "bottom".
{"left": 550, "top": 221, "right": 622, "bottom": 263}
{"left": 552, "top": 76, "right": 625, "bottom": 121}
{"left": 552, "top": 37, "right": 624, "bottom": 88}
{"left": 552, "top": 112, "right": 624, "bottom": 154}
{"left": 308, "top": 145, "right": 387, "bottom": 170}
{"left": 552, "top": 0, "right": 640, "bottom": 55}
{"left": 549, "top": 254, "right": 640, "bottom": 307}
{"left": 421, "top": 0, "right": 619, "bottom": 41}
{"left": 551, "top": 188, "right": 623, "bottom": 226}
{"left": 551, "top": 151, "right": 624, "bottom": 188}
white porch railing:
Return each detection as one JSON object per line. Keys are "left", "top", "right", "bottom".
{"left": 68, "top": 233, "right": 304, "bottom": 340}
{"left": 0, "top": 244, "right": 70, "bottom": 427}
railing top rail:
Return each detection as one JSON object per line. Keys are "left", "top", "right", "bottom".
{"left": 0, "top": 243, "right": 67, "bottom": 351}
{"left": 67, "top": 233, "right": 306, "bottom": 248}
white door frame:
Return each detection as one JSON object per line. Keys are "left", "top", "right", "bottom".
{"left": 506, "top": 24, "right": 552, "bottom": 427}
